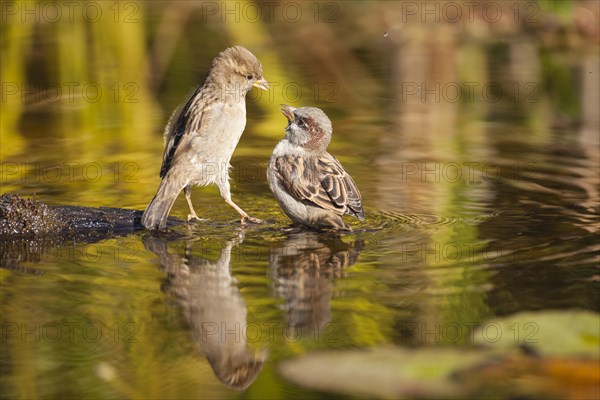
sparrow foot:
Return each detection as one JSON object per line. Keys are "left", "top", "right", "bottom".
{"left": 241, "top": 215, "right": 262, "bottom": 224}
{"left": 187, "top": 214, "right": 206, "bottom": 223}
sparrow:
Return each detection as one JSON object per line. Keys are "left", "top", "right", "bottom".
{"left": 141, "top": 46, "right": 269, "bottom": 230}
{"left": 267, "top": 105, "right": 365, "bottom": 231}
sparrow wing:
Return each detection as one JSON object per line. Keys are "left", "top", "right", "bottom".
{"left": 274, "top": 152, "right": 365, "bottom": 221}
{"left": 318, "top": 153, "right": 365, "bottom": 221}
{"left": 160, "top": 86, "right": 222, "bottom": 178}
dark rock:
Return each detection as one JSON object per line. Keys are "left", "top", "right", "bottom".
{"left": 0, "top": 194, "right": 182, "bottom": 270}
{"left": 0, "top": 194, "right": 68, "bottom": 237}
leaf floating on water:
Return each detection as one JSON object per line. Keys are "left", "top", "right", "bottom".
{"left": 278, "top": 346, "right": 501, "bottom": 398}
{"left": 473, "top": 310, "right": 600, "bottom": 359}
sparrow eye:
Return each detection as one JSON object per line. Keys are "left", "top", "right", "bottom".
{"left": 296, "top": 118, "right": 305, "bottom": 127}
{"left": 246, "top": 75, "right": 253, "bottom": 80}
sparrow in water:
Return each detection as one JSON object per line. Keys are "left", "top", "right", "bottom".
{"left": 267, "top": 105, "right": 365, "bottom": 230}
{"left": 142, "top": 46, "right": 269, "bottom": 230}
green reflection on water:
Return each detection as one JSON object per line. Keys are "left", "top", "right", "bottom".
{"left": 1, "top": 1, "right": 599, "bottom": 399}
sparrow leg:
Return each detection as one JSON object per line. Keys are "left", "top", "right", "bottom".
{"left": 184, "top": 185, "right": 203, "bottom": 222}
{"left": 217, "top": 180, "right": 262, "bottom": 224}
{"left": 226, "top": 198, "right": 263, "bottom": 224}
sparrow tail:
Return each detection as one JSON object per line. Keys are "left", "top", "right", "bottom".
{"left": 141, "top": 178, "right": 182, "bottom": 230}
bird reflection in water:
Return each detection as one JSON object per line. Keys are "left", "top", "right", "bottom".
{"left": 269, "top": 231, "right": 364, "bottom": 332}
{"left": 143, "top": 234, "right": 266, "bottom": 391}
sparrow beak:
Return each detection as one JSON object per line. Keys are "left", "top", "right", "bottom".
{"left": 280, "top": 104, "right": 296, "bottom": 122}
{"left": 253, "top": 78, "right": 270, "bottom": 91}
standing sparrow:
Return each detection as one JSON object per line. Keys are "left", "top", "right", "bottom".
{"left": 267, "top": 105, "right": 365, "bottom": 230}
{"left": 142, "top": 46, "right": 269, "bottom": 230}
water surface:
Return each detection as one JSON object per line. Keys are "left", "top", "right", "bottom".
{"left": 1, "top": 2, "right": 599, "bottom": 398}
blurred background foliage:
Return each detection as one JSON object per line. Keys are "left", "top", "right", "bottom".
{"left": 1, "top": 0, "right": 598, "bottom": 214}
{"left": 2, "top": 0, "right": 598, "bottom": 159}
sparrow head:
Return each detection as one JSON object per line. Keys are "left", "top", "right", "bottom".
{"left": 211, "top": 45, "right": 269, "bottom": 93}
{"left": 208, "top": 350, "right": 267, "bottom": 391}
{"left": 280, "top": 105, "right": 333, "bottom": 153}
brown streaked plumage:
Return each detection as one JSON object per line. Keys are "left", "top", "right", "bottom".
{"left": 267, "top": 105, "right": 365, "bottom": 231}
{"left": 141, "top": 45, "right": 269, "bottom": 230}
